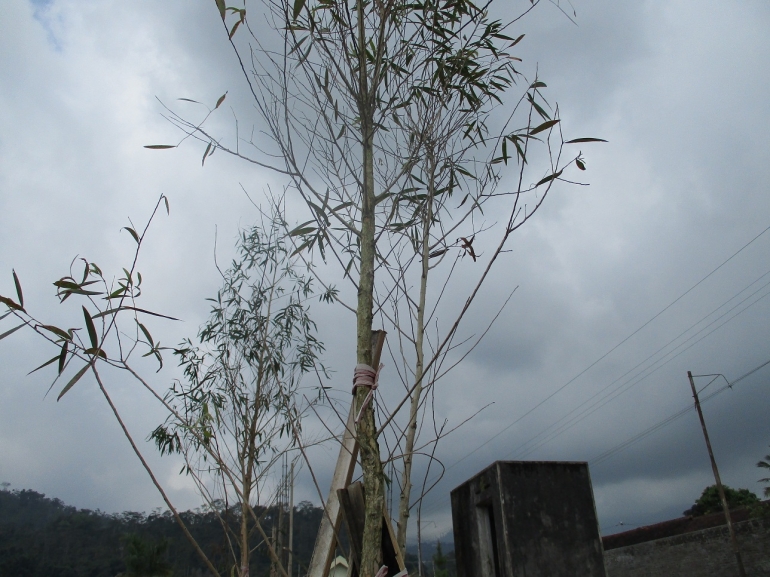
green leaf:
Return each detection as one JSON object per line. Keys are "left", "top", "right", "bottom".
{"left": 565, "top": 138, "right": 608, "bottom": 144}
{"left": 228, "top": 19, "right": 241, "bottom": 39}
{"left": 12, "top": 270, "right": 23, "bottom": 308}
{"left": 58, "top": 341, "right": 68, "bottom": 374}
{"left": 40, "top": 325, "right": 72, "bottom": 341}
{"left": 535, "top": 169, "right": 564, "bottom": 188}
{"left": 91, "top": 306, "right": 179, "bottom": 321}
{"left": 163, "top": 196, "right": 170, "bottom": 215}
{"left": 137, "top": 320, "right": 154, "bottom": 347}
{"left": 576, "top": 159, "right": 586, "bottom": 170}
{"left": 292, "top": 0, "right": 305, "bottom": 20}
{"left": 123, "top": 227, "right": 139, "bottom": 244}
{"left": 28, "top": 354, "right": 60, "bottom": 375}
{"left": 289, "top": 225, "right": 316, "bottom": 237}
{"left": 0, "top": 295, "right": 22, "bottom": 311}
{"left": 215, "top": 0, "right": 226, "bottom": 20}
{"left": 0, "top": 323, "right": 26, "bottom": 341}
{"left": 528, "top": 119, "right": 560, "bottom": 136}
{"left": 177, "top": 97, "right": 200, "bottom": 104}
{"left": 143, "top": 144, "right": 177, "bottom": 149}
{"left": 202, "top": 141, "right": 212, "bottom": 166}
{"left": 57, "top": 362, "right": 91, "bottom": 401}
{"left": 215, "top": 92, "right": 227, "bottom": 109}
{"left": 82, "top": 306, "right": 98, "bottom": 349}
{"left": 530, "top": 81, "right": 547, "bottom": 88}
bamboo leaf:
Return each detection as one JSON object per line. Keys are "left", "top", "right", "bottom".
{"left": 123, "top": 227, "right": 140, "bottom": 244}
{"left": 215, "top": 92, "right": 227, "bottom": 109}
{"left": 535, "top": 169, "right": 564, "bottom": 188}
{"left": 528, "top": 119, "right": 560, "bottom": 136}
{"left": 28, "top": 354, "right": 60, "bottom": 375}
{"left": 289, "top": 226, "right": 316, "bottom": 237}
{"left": 137, "top": 320, "right": 155, "bottom": 347}
{"left": 0, "top": 323, "right": 26, "bottom": 341}
{"left": 82, "top": 306, "right": 98, "bottom": 349}
{"left": 565, "top": 137, "right": 608, "bottom": 144}
{"left": 215, "top": 0, "right": 226, "bottom": 20}
{"left": 41, "top": 325, "right": 72, "bottom": 341}
{"left": 177, "top": 98, "right": 200, "bottom": 104}
{"left": 58, "top": 341, "right": 68, "bottom": 374}
{"left": 0, "top": 296, "right": 22, "bottom": 311}
{"left": 143, "top": 144, "right": 177, "bottom": 149}
{"left": 576, "top": 159, "right": 586, "bottom": 170}
{"left": 57, "top": 362, "right": 91, "bottom": 401}
{"left": 91, "top": 306, "right": 179, "bottom": 321}
{"left": 163, "top": 196, "right": 170, "bottom": 215}
{"left": 202, "top": 141, "right": 213, "bottom": 166}
{"left": 228, "top": 19, "right": 241, "bottom": 39}
{"left": 292, "top": 0, "right": 306, "bottom": 20}
{"left": 12, "top": 270, "right": 23, "bottom": 308}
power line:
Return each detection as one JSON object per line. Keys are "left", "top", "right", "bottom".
{"left": 590, "top": 357, "right": 770, "bottom": 466}
{"left": 442, "top": 223, "right": 770, "bottom": 474}
{"left": 508, "top": 279, "right": 770, "bottom": 460}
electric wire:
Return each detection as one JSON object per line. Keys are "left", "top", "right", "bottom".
{"left": 437, "top": 223, "right": 770, "bottom": 474}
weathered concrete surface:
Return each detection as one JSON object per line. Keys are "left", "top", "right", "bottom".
{"left": 604, "top": 517, "right": 770, "bottom": 577}
{"left": 451, "top": 461, "right": 606, "bottom": 577}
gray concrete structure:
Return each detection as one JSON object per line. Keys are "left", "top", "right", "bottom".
{"left": 450, "top": 461, "right": 606, "bottom": 577}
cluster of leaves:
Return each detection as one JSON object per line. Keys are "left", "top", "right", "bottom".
{"left": 683, "top": 484, "right": 760, "bottom": 517}
{"left": 148, "top": 210, "right": 329, "bottom": 573}
{"left": 0, "top": 196, "right": 173, "bottom": 403}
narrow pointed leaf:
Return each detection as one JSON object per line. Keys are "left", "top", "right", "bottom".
{"left": 528, "top": 119, "right": 560, "bottom": 136}
{"left": 202, "top": 141, "right": 212, "bottom": 166}
{"left": 57, "top": 362, "right": 91, "bottom": 401}
{"left": 215, "top": 92, "right": 227, "bottom": 109}
{"left": 535, "top": 169, "right": 564, "bottom": 188}
{"left": 41, "top": 325, "right": 72, "bottom": 341}
{"left": 576, "top": 159, "right": 586, "bottom": 170}
{"left": 123, "top": 227, "right": 139, "bottom": 243}
{"left": 0, "top": 296, "right": 22, "bottom": 311}
{"left": 0, "top": 311, "right": 11, "bottom": 322}
{"left": 137, "top": 321, "right": 154, "bottom": 347}
{"left": 215, "top": 0, "right": 226, "bottom": 20}
{"left": 163, "top": 196, "right": 170, "bottom": 215}
{"left": 91, "top": 306, "right": 178, "bottom": 321}
{"left": 12, "top": 270, "right": 23, "bottom": 308}
{"left": 565, "top": 138, "right": 608, "bottom": 144}
{"left": 143, "top": 144, "right": 177, "bottom": 149}
{"left": 58, "top": 341, "right": 68, "bottom": 374}
{"left": 83, "top": 306, "right": 98, "bottom": 349}
{"left": 293, "top": 0, "right": 305, "bottom": 20}
{"left": 228, "top": 19, "right": 241, "bottom": 39}
{"left": 177, "top": 97, "right": 200, "bottom": 104}
{"left": 0, "top": 323, "right": 26, "bottom": 341}
{"left": 28, "top": 354, "right": 60, "bottom": 375}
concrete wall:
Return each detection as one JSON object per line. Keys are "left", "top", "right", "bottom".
{"left": 604, "top": 517, "right": 770, "bottom": 577}
{"left": 451, "top": 461, "right": 606, "bottom": 577}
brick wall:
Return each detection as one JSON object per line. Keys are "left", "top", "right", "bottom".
{"left": 604, "top": 517, "right": 770, "bottom": 577}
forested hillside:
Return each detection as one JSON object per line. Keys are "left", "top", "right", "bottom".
{"left": 0, "top": 488, "right": 454, "bottom": 576}
{"left": 0, "top": 488, "right": 323, "bottom": 576}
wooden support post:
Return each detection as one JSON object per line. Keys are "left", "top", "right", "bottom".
{"left": 308, "top": 331, "right": 388, "bottom": 577}
{"left": 338, "top": 482, "right": 407, "bottom": 577}
{"left": 688, "top": 371, "right": 746, "bottom": 577}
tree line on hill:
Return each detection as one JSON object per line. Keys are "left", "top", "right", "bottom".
{"left": 0, "top": 487, "right": 454, "bottom": 577}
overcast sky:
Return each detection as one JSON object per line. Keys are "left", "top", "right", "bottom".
{"left": 1, "top": 0, "right": 770, "bottom": 546}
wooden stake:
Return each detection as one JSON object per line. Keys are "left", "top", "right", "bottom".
{"left": 308, "top": 331, "right": 387, "bottom": 577}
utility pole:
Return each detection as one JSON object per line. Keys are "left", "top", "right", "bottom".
{"left": 687, "top": 370, "right": 746, "bottom": 577}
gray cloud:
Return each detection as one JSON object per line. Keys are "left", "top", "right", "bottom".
{"left": 1, "top": 0, "right": 770, "bottom": 549}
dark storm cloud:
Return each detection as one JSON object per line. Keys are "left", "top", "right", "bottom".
{"left": 1, "top": 0, "right": 769, "bottom": 546}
